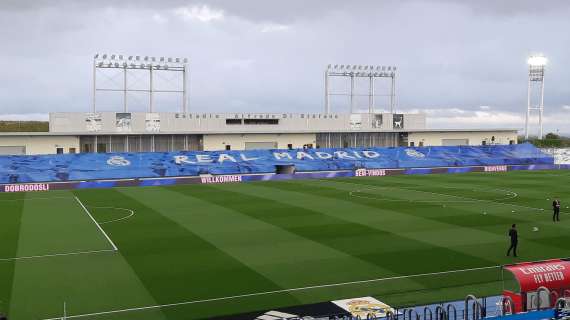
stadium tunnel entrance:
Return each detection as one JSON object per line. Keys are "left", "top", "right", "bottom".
{"left": 502, "top": 259, "right": 570, "bottom": 313}
{"left": 275, "top": 164, "right": 295, "bottom": 174}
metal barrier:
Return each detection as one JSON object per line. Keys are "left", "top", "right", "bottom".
{"left": 501, "top": 296, "right": 515, "bottom": 315}
{"left": 424, "top": 306, "right": 433, "bottom": 320}
{"left": 435, "top": 305, "right": 447, "bottom": 320}
{"left": 405, "top": 309, "right": 420, "bottom": 320}
{"left": 537, "top": 286, "right": 551, "bottom": 310}
{"left": 465, "top": 295, "right": 482, "bottom": 320}
{"left": 446, "top": 304, "right": 457, "bottom": 320}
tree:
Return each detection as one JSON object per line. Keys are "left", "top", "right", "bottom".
{"left": 545, "top": 132, "right": 560, "bottom": 140}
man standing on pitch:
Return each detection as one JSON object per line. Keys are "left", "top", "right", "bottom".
{"left": 553, "top": 198, "right": 561, "bottom": 222}
{"left": 507, "top": 224, "right": 518, "bottom": 257}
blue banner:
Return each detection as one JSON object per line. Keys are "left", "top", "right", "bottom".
{"left": 0, "top": 143, "right": 553, "bottom": 183}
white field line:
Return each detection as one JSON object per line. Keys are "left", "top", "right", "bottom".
{"left": 350, "top": 187, "right": 517, "bottom": 203}
{"left": 40, "top": 264, "right": 502, "bottom": 320}
{"left": 90, "top": 207, "right": 135, "bottom": 225}
{"left": 74, "top": 196, "right": 118, "bottom": 251}
{"left": 325, "top": 179, "right": 570, "bottom": 216}
{"left": 0, "top": 249, "right": 115, "bottom": 262}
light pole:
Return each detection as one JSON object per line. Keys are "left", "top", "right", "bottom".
{"left": 324, "top": 64, "right": 396, "bottom": 115}
{"left": 526, "top": 55, "right": 546, "bottom": 140}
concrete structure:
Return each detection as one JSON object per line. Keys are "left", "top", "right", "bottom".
{"left": 407, "top": 129, "right": 518, "bottom": 147}
{"left": 0, "top": 111, "right": 518, "bottom": 155}
{"left": 0, "top": 133, "right": 80, "bottom": 155}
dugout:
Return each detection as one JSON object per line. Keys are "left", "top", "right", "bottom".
{"left": 275, "top": 164, "right": 295, "bottom": 174}
{"left": 502, "top": 259, "right": 570, "bottom": 313}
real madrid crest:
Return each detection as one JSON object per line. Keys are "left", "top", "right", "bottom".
{"left": 107, "top": 156, "right": 131, "bottom": 166}
{"left": 405, "top": 148, "right": 425, "bottom": 158}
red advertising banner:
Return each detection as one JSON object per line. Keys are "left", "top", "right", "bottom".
{"left": 504, "top": 259, "right": 570, "bottom": 292}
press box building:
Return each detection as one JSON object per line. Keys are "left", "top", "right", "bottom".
{"left": 0, "top": 111, "right": 518, "bottom": 155}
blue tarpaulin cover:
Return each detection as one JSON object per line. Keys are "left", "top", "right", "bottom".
{"left": 0, "top": 143, "right": 553, "bottom": 183}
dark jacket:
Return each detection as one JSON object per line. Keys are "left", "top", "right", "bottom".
{"left": 509, "top": 228, "right": 518, "bottom": 242}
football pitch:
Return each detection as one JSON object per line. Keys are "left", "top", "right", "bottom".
{"left": 1, "top": 170, "right": 569, "bottom": 319}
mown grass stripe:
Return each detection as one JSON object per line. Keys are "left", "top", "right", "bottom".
{"left": 193, "top": 184, "right": 498, "bottom": 293}
{"left": 114, "top": 187, "right": 301, "bottom": 318}
{"left": 0, "top": 192, "right": 25, "bottom": 317}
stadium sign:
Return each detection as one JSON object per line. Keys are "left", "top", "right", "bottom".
{"left": 484, "top": 165, "right": 508, "bottom": 172}
{"left": 174, "top": 150, "right": 381, "bottom": 164}
{"left": 4, "top": 183, "right": 50, "bottom": 192}
{"left": 200, "top": 175, "right": 242, "bottom": 184}
{"left": 355, "top": 168, "right": 387, "bottom": 177}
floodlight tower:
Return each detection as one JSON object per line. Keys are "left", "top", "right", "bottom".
{"left": 525, "top": 55, "right": 547, "bottom": 140}
{"left": 93, "top": 54, "right": 190, "bottom": 113}
{"left": 324, "top": 64, "right": 396, "bottom": 114}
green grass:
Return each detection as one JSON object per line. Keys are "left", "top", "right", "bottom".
{"left": 1, "top": 170, "right": 570, "bottom": 319}
{"left": 0, "top": 121, "right": 48, "bottom": 132}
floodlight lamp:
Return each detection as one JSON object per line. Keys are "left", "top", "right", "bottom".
{"left": 167, "top": 57, "right": 172, "bottom": 63}
{"left": 111, "top": 54, "right": 116, "bottom": 60}
{"left": 107, "top": 62, "right": 113, "bottom": 67}
{"left": 144, "top": 56, "right": 149, "bottom": 61}
{"left": 183, "top": 58, "right": 188, "bottom": 63}
{"left": 160, "top": 57, "right": 165, "bottom": 62}
{"left": 97, "top": 62, "right": 104, "bottom": 67}
{"left": 393, "top": 66, "right": 397, "bottom": 71}
{"left": 128, "top": 56, "right": 133, "bottom": 60}
{"left": 175, "top": 58, "right": 180, "bottom": 63}
{"left": 528, "top": 55, "right": 547, "bottom": 67}
{"left": 151, "top": 57, "right": 156, "bottom": 62}
{"left": 340, "top": 65, "right": 344, "bottom": 69}
{"left": 102, "top": 54, "right": 107, "bottom": 59}
{"left": 364, "top": 66, "right": 369, "bottom": 70}
{"left": 352, "top": 65, "right": 357, "bottom": 70}
{"left": 136, "top": 56, "right": 140, "bottom": 61}
{"left": 387, "top": 66, "right": 392, "bottom": 71}
{"left": 94, "top": 54, "right": 99, "bottom": 59}
{"left": 122, "top": 62, "right": 127, "bottom": 67}
{"left": 164, "top": 65, "right": 169, "bottom": 70}
{"left": 114, "top": 62, "right": 119, "bottom": 67}
{"left": 333, "top": 64, "right": 337, "bottom": 69}
{"left": 119, "top": 55, "right": 123, "bottom": 60}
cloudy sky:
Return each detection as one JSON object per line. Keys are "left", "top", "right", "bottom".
{"left": 1, "top": 0, "right": 569, "bottom": 134}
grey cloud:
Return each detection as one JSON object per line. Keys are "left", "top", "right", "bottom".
{"left": 0, "top": 0, "right": 569, "bottom": 134}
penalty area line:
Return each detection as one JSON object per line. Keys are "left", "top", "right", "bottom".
{"left": 74, "top": 196, "right": 119, "bottom": 251}
{"left": 39, "top": 265, "right": 500, "bottom": 320}
{"left": 0, "top": 249, "right": 116, "bottom": 262}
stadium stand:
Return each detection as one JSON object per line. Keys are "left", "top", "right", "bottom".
{"left": 0, "top": 143, "right": 553, "bottom": 183}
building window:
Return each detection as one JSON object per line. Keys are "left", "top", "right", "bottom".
{"left": 287, "top": 144, "right": 293, "bottom": 150}
{"left": 225, "top": 145, "right": 231, "bottom": 150}
{"left": 409, "top": 142, "right": 415, "bottom": 147}
{"left": 69, "top": 148, "right": 77, "bottom": 154}
{"left": 419, "top": 141, "right": 424, "bottom": 147}
{"left": 226, "top": 119, "right": 243, "bottom": 125}
{"left": 243, "top": 119, "right": 279, "bottom": 125}
{"left": 482, "top": 140, "right": 487, "bottom": 145}
{"left": 56, "top": 147, "right": 64, "bottom": 154}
